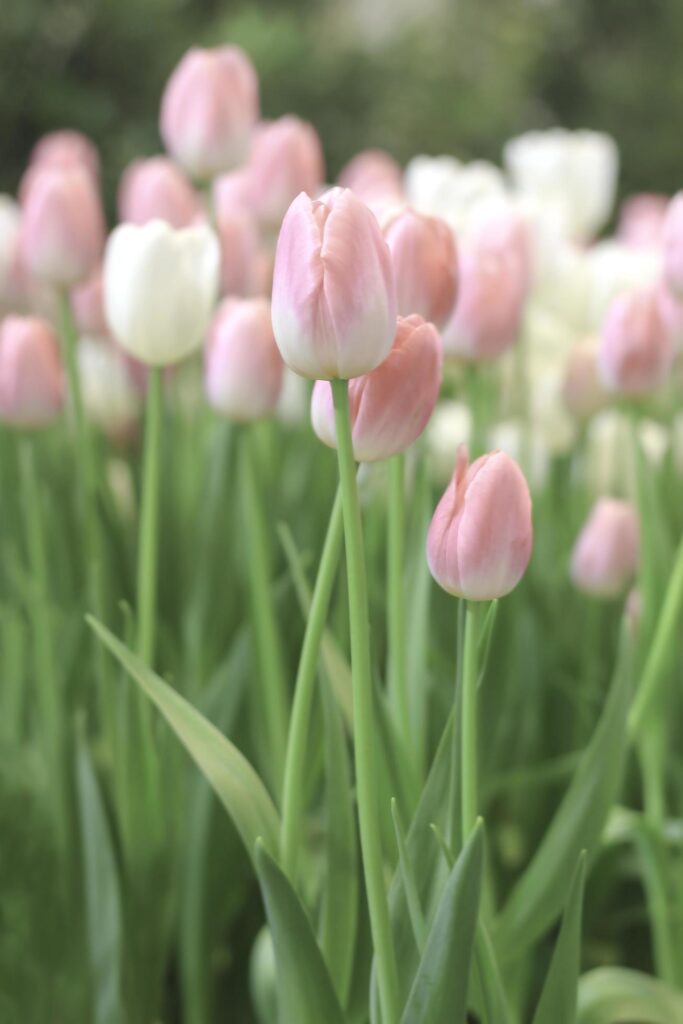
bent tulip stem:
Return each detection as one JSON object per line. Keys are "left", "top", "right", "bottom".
{"left": 331, "top": 378, "right": 400, "bottom": 1024}
{"left": 387, "top": 453, "right": 410, "bottom": 751}
{"left": 461, "top": 600, "right": 484, "bottom": 840}
{"left": 281, "top": 488, "right": 343, "bottom": 881}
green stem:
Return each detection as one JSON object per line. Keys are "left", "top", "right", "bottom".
{"left": 331, "top": 378, "right": 400, "bottom": 1024}
{"left": 447, "top": 599, "right": 466, "bottom": 848}
{"left": 281, "top": 488, "right": 343, "bottom": 880}
{"left": 387, "top": 453, "right": 409, "bottom": 748}
{"left": 137, "top": 367, "right": 163, "bottom": 665}
{"left": 461, "top": 601, "right": 483, "bottom": 840}
{"left": 240, "top": 425, "right": 290, "bottom": 795}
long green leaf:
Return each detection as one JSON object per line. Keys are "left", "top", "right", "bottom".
{"left": 88, "top": 617, "right": 280, "bottom": 861}
{"left": 532, "top": 851, "right": 587, "bottom": 1024}
{"left": 577, "top": 967, "right": 683, "bottom": 1024}
{"left": 401, "top": 820, "right": 484, "bottom": 1024}
{"left": 254, "top": 841, "right": 346, "bottom": 1024}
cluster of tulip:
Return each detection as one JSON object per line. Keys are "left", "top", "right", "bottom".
{"left": 2, "top": 41, "right": 683, "bottom": 1024}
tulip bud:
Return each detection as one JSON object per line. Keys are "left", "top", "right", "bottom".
{"left": 338, "top": 149, "right": 404, "bottom": 215}
{"left": 205, "top": 298, "right": 283, "bottom": 421}
{"left": 103, "top": 220, "right": 220, "bottom": 366}
{"left": 616, "top": 193, "right": 668, "bottom": 249}
{"left": 663, "top": 192, "right": 683, "bottom": 299}
{"left": 29, "top": 130, "right": 100, "bottom": 179}
{"left": 441, "top": 220, "right": 528, "bottom": 361}
{"left": 570, "top": 498, "right": 638, "bottom": 598}
{"left": 598, "top": 285, "right": 673, "bottom": 396}
{"left": 217, "top": 209, "right": 260, "bottom": 297}
{"left": 118, "top": 157, "right": 203, "bottom": 228}
{"left": 0, "top": 315, "right": 64, "bottom": 427}
{"left": 246, "top": 116, "right": 325, "bottom": 231}
{"left": 78, "top": 336, "right": 141, "bottom": 441}
{"left": 271, "top": 188, "right": 396, "bottom": 379}
{"left": 382, "top": 208, "right": 458, "bottom": 328}
{"left": 20, "top": 166, "right": 105, "bottom": 287}
{"left": 160, "top": 46, "right": 259, "bottom": 180}
{"left": 427, "top": 446, "right": 533, "bottom": 600}
{"left": 71, "top": 268, "right": 108, "bottom": 337}
{"left": 562, "top": 337, "right": 608, "bottom": 420}
{"left": 311, "top": 314, "right": 442, "bottom": 461}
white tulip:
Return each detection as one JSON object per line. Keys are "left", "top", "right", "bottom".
{"left": 78, "top": 336, "right": 141, "bottom": 439}
{"left": 504, "top": 128, "right": 619, "bottom": 243}
{"left": 584, "top": 240, "right": 661, "bottom": 330}
{"left": 404, "top": 155, "right": 506, "bottom": 234}
{"left": 104, "top": 219, "right": 220, "bottom": 366}
{"left": 0, "top": 196, "right": 21, "bottom": 311}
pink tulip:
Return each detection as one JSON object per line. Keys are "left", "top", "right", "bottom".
{"left": 271, "top": 187, "right": 396, "bottom": 379}
{"left": 662, "top": 192, "right": 683, "bottom": 298}
{"left": 20, "top": 166, "right": 105, "bottom": 287}
{"left": 617, "top": 193, "right": 668, "bottom": 249}
{"left": 205, "top": 298, "right": 283, "bottom": 421}
{"left": 118, "top": 156, "right": 203, "bottom": 228}
{"left": 246, "top": 116, "right": 325, "bottom": 230}
{"left": 213, "top": 169, "right": 252, "bottom": 220}
{"left": 311, "top": 314, "right": 442, "bottom": 461}
{"left": 338, "top": 149, "right": 403, "bottom": 201}
{"left": 657, "top": 283, "right": 683, "bottom": 353}
{"left": 71, "top": 268, "right": 108, "bottom": 337}
{"left": 382, "top": 208, "right": 458, "bottom": 328}
{"left": 427, "top": 446, "right": 533, "bottom": 600}
{"left": 598, "top": 285, "right": 673, "bottom": 396}
{"left": 217, "top": 209, "right": 260, "bottom": 297}
{"left": 30, "top": 130, "right": 100, "bottom": 178}
{"left": 570, "top": 498, "right": 638, "bottom": 598}
{"left": 562, "top": 338, "right": 608, "bottom": 420}
{"left": 441, "top": 217, "right": 529, "bottom": 361}
{"left": 160, "top": 46, "right": 259, "bottom": 180}
{"left": 0, "top": 315, "right": 64, "bottom": 427}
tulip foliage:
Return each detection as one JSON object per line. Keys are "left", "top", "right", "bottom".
{"left": 3, "top": 43, "right": 683, "bottom": 1024}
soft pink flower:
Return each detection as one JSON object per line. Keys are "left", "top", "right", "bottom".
{"left": 271, "top": 187, "right": 396, "bottom": 379}
{"left": 598, "top": 285, "right": 673, "bottom": 396}
{"left": 160, "top": 46, "right": 259, "bottom": 179}
{"left": 118, "top": 157, "right": 203, "bottom": 228}
{"left": 71, "top": 268, "right": 108, "bottom": 337}
{"left": 382, "top": 208, "right": 458, "bottom": 328}
{"left": 570, "top": 498, "right": 639, "bottom": 598}
{"left": 20, "top": 166, "right": 105, "bottom": 286}
{"left": 562, "top": 337, "right": 608, "bottom": 420}
{"left": 205, "top": 297, "right": 283, "bottom": 421}
{"left": 662, "top": 192, "right": 683, "bottom": 298}
{"left": 30, "top": 130, "right": 100, "bottom": 178}
{"left": 338, "top": 149, "right": 404, "bottom": 215}
{"left": 213, "top": 170, "right": 253, "bottom": 220}
{"left": 0, "top": 315, "right": 64, "bottom": 427}
{"left": 311, "top": 314, "right": 442, "bottom": 461}
{"left": 617, "top": 193, "right": 668, "bottom": 249}
{"left": 427, "top": 446, "right": 533, "bottom": 600}
{"left": 246, "top": 116, "right": 325, "bottom": 230}
{"left": 217, "top": 209, "right": 260, "bottom": 297}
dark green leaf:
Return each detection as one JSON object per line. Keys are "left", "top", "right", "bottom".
{"left": 532, "top": 851, "right": 587, "bottom": 1024}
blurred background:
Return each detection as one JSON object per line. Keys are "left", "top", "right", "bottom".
{"left": 3, "top": 0, "right": 683, "bottom": 215}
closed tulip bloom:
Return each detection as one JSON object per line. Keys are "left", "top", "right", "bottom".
{"left": 246, "top": 116, "right": 325, "bottom": 230}
{"left": 617, "top": 193, "right": 668, "bottom": 249}
{"left": 427, "top": 446, "right": 533, "bottom": 600}
{"left": 382, "top": 208, "right": 458, "bottom": 328}
{"left": 71, "top": 268, "right": 107, "bottom": 337}
{"left": 30, "top": 130, "right": 100, "bottom": 179}
{"left": 104, "top": 219, "right": 220, "bottom": 366}
{"left": 160, "top": 46, "right": 259, "bottom": 180}
{"left": 271, "top": 187, "right": 396, "bottom": 379}
{"left": 598, "top": 285, "right": 673, "bottom": 396}
{"left": 0, "top": 315, "right": 64, "bottom": 427}
{"left": 118, "top": 157, "right": 203, "bottom": 228}
{"left": 570, "top": 498, "right": 638, "bottom": 598}
{"left": 562, "top": 338, "right": 608, "bottom": 420}
{"left": 20, "top": 166, "right": 105, "bottom": 287}
{"left": 205, "top": 298, "right": 283, "bottom": 421}
{"left": 311, "top": 314, "right": 442, "bottom": 461}
{"left": 217, "top": 209, "right": 260, "bottom": 297}
{"left": 338, "top": 149, "right": 403, "bottom": 202}
{"left": 662, "top": 192, "right": 683, "bottom": 299}
{"left": 78, "top": 336, "right": 141, "bottom": 441}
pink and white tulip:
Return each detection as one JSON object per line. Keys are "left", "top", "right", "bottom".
{"left": 205, "top": 298, "right": 283, "bottom": 421}
{"left": 271, "top": 188, "right": 396, "bottom": 380}
{"left": 0, "top": 315, "right": 64, "bottom": 427}
{"left": 217, "top": 210, "right": 260, "bottom": 297}
{"left": 118, "top": 157, "right": 202, "bottom": 228}
{"left": 570, "top": 498, "right": 639, "bottom": 598}
{"left": 598, "top": 285, "right": 673, "bottom": 396}
{"left": 562, "top": 338, "right": 608, "bottom": 421}
{"left": 616, "top": 193, "right": 668, "bottom": 249}
{"left": 246, "top": 116, "right": 325, "bottom": 230}
{"left": 382, "top": 208, "right": 458, "bottom": 328}
{"left": 662, "top": 192, "right": 683, "bottom": 299}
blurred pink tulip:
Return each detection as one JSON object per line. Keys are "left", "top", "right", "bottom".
{"left": 118, "top": 157, "right": 203, "bottom": 228}
{"left": 562, "top": 338, "right": 608, "bottom": 420}
{"left": 617, "top": 193, "right": 668, "bottom": 249}
{"left": 382, "top": 208, "right": 458, "bottom": 327}
{"left": 205, "top": 298, "right": 283, "bottom": 421}
{"left": 427, "top": 446, "right": 533, "bottom": 600}
{"left": 20, "top": 166, "right": 105, "bottom": 287}
{"left": 570, "top": 498, "right": 638, "bottom": 598}
{"left": 213, "top": 169, "right": 252, "bottom": 220}
{"left": 30, "top": 130, "right": 100, "bottom": 178}
{"left": 217, "top": 209, "right": 260, "bottom": 297}
{"left": 271, "top": 187, "right": 396, "bottom": 379}
{"left": 246, "top": 116, "right": 325, "bottom": 230}
{"left": 71, "top": 268, "right": 108, "bottom": 337}
{"left": 338, "top": 149, "right": 404, "bottom": 215}
{"left": 598, "top": 285, "right": 673, "bottom": 396}
{"left": 662, "top": 192, "right": 683, "bottom": 298}
{"left": 0, "top": 315, "right": 64, "bottom": 427}
{"left": 311, "top": 314, "right": 442, "bottom": 461}
{"left": 160, "top": 46, "right": 259, "bottom": 180}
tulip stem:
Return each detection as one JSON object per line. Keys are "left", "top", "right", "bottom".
{"left": 137, "top": 366, "right": 163, "bottom": 665}
{"left": 387, "top": 453, "right": 410, "bottom": 750}
{"left": 240, "top": 425, "right": 290, "bottom": 796}
{"left": 461, "top": 600, "right": 484, "bottom": 840}
{"left": 331, "top": 378, "right": 400, "bottom": 1024}
{"left": 281, "top": 487, "right": 343, "bottom": 881}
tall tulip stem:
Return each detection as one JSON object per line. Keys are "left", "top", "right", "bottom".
{"left": 331, "top": 378, "right": 400, "bottom": 1024}
{"left": 137, "top": 366, "right": 163, "bottom": 665}
{"left": 387, "top": 452, "right": 409, "bottom": 748}
{"left": 461, "top": 600, "right": 484, "bottom": 840}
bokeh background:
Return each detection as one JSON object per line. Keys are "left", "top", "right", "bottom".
{"left": 3, "top": 0, "right": 683, "bottom": 215}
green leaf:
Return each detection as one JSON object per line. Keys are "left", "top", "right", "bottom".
{"left": 391, "top": 799, "right": 427, "bottom": 954}
{"left": 401, "top": 820, "right": 484, "bottom": 1024}
{"left": 532, "top": 851, "right": 587, "bottom": 1024}
{"left": 76, "top": 738, "right": 124, "bottom": 1024}
{"left": 254, "top": 841, "right": 346, "bottom": 1024}
{"left": 88, "top": 616, "right": 280, "bottom": 861}
{"left": 496, "top": 631, "right": 632, "bottom": 951}
{"left": 577, "top": 967, "right": 683, "bottom": 1024}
